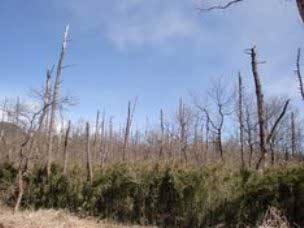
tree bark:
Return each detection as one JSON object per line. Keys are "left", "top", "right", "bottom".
{"left": 250, "top": 47, "right": 267, "bottom": 170}
{"left": 47, "top": 26, "right": 69, "bottom": 177}
{"left": 86, "top": 122, "right": 93, "bottom": 184}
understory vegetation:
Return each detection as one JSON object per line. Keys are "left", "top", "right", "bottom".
{"left": 0, "top": 162, "right": 303, "bottom": 227}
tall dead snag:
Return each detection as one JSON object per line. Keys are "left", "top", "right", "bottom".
{"left": 93, "top": 110, "right": 100, "bottom": 161}
{"left": 291, "top": 112, "right": 296, "bottom": 157}
{"left": 296, "top": 48, "right": 304, "bottom": 100}
{"left": 43, "top": 69, "right": 52, "bottom": 130}
{"left": 47, "top": 25, "right": 69, "bottom": 177}
{"left": 159, "top": 109, "right": 165, "bottom": 159}
{"left": 122, "top": 99, "right": 137, "bottom": 161}
{"left": 238, "top": 73, "right": 245, "bottom": 169}
{"left": 178, "top": 98, "right": 188, "bottom": 163}
{"left": 86, "top": 122, "right": 93, "bottom": 184}
{"left": 245, "top": 104, "right": 254, "bottom": 168}
{"left": 99, "top": 111, "right": 106, "bottom": 167}
{"left": 250, "top": 47, "right": 268, "bottom": 170}
{"left": 250, "top": 47, "right": 290, "bottom": 169}
{"left": 63, "top": 120, "right": 71, "bottom": 175}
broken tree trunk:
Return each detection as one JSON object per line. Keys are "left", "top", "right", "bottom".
{"left": 47, "top": 25, "right": 69, "bottom": 177}
{"left": 250, "top": 47, "right": 267, "bottom": 170}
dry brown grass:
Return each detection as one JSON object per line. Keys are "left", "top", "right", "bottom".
{"left": 0, "top": 207, "right": 154, "bottom": 228}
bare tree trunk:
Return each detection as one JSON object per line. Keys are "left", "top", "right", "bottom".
{"left": 15, "top": 97, "right": 20, "bottom": 126}
{"left": 43, "top": 69, "right": 52, "bottom": 131}
{"left": 93, "top": 110, "right": 100, "bottom": 162}
{"left": 122, "top": 100, "right": 136, "bottom": 161}
{"left": 245, "top": 105, "right": 254, "bottom": 168}
{"left": 86, "top": 122, "right": 93, "bottom": 184}
{"left": 99, "top": 112, "right": 106, "bottom": 167}
{"left": 250, "top": 47, "right": 268, "bottom": 170}
{"left": 238, "top": 73, "right": 245, "bottom": 169}
{"left": 47, "top": 26, "right": 69, "bottom": 177}
{"left": 296, "top": 48, "right": 304, "bottom": 100}
{"left": 159, "top": 109, "right": 165, "bottom": 159}
{"left": 14, "top": 168, "right": 24, "bottom": 213}
{"left": 291, "top": 112, "right": 296, "bottom": 157}
{"left": 63, "top": 120, "right": 71, "bottom": 175}
{"left": 179, "top": 98, "right": 188, "bottom": 163}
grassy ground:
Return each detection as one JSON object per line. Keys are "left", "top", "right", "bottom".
{"left": 0, "top": 206, "right": 154, "bottom": 228}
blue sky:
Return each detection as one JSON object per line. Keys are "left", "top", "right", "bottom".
{"left": 0, "top": 0, "right": 303, "bottom": 128}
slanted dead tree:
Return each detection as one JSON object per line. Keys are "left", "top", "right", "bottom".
{"left": 122, "top": 99, "right": 137, "bottom": 161}
{"left": 47, "top": 25, "right": 69, "bottom": 177}
{"left": 238, "top": 72, "right": 245, "bottom": 169}
{"left": 296, "top": 48, "right": 304, "bottom": 100}
{"left": 250, "top": 47, "right": 268, "bottom": 170}
{"left": 85, "top": 122, "right": 93, "bottom": 184}
{"left": 250, "top": 47, "right": 290, "bottom": 169}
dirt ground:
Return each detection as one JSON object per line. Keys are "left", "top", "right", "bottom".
{"left": 0, "top": 207, "right": 154, "bottom": 228}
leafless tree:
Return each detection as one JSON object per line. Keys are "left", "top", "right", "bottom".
{"left": 249, "top": 47, "right": 290, "bottom": 169}
{"left": 159, "top": 109, "right": 165, "bottom": 159}
{"left": 197, "top": 0, "right": 304, "bottom": 23}
{"left": 47, "top": 25, "right": 69, "bottom": 177}
{"left": 296, "top": 48, "right": 304, "bottom": 100}
{"left": 122, "top": 99, "right": 137, "bottom": 161}
{"left": 85, "top": 122, "right": 93, "bottom": 184}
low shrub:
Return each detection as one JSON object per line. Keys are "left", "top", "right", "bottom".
{"left": 0, "top": 163, "right": 303, "bottom": 227}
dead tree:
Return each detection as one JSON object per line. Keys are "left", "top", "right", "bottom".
{"left": 122, "top": 99, "right": 137, "bottom": 161}
{"left": 63, "top": 120, "right": 71, "bottom": 175}
{"left": 195, "top": 78, "right": 232, "bottom": 161}
{"left": 238, "top": 72, "right": 245, "bottom": 169}
{"left": 250, "top": 47, "right": 268, "bottom": 170}
{"left": 43, "top": 69, "right": 52, "bottom": 130}
{"left": 296, "top": 48, "right": 304, "bottom": 100}
{"left": 85, "top": 122, "right": 93, "bottom": 184}
{"left": 245, "top": 103, "right": 255, "bottom": 168}
{"left": 198, "top": 0, "right": 304, "bottom": 23}
{"left": 99, "top": 111, "right": 106, "bottom": 167}
{"left": 14, "top": 102, "right": 51, "bottom": 213}
{"left": 250, "top": 47, "right": 290, "bottom": 169}
{"left": 178, "top": 98, "right": 189, "bottom": 163}
{"left": 159, "top": 109, "right": 165, "bottom": 159}
{"left": 47, "top": 25, "right": 69, "bottom": 177}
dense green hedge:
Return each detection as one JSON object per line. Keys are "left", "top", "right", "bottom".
{"left": 0, "top": 163, "right": 304, "bottom": 227}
